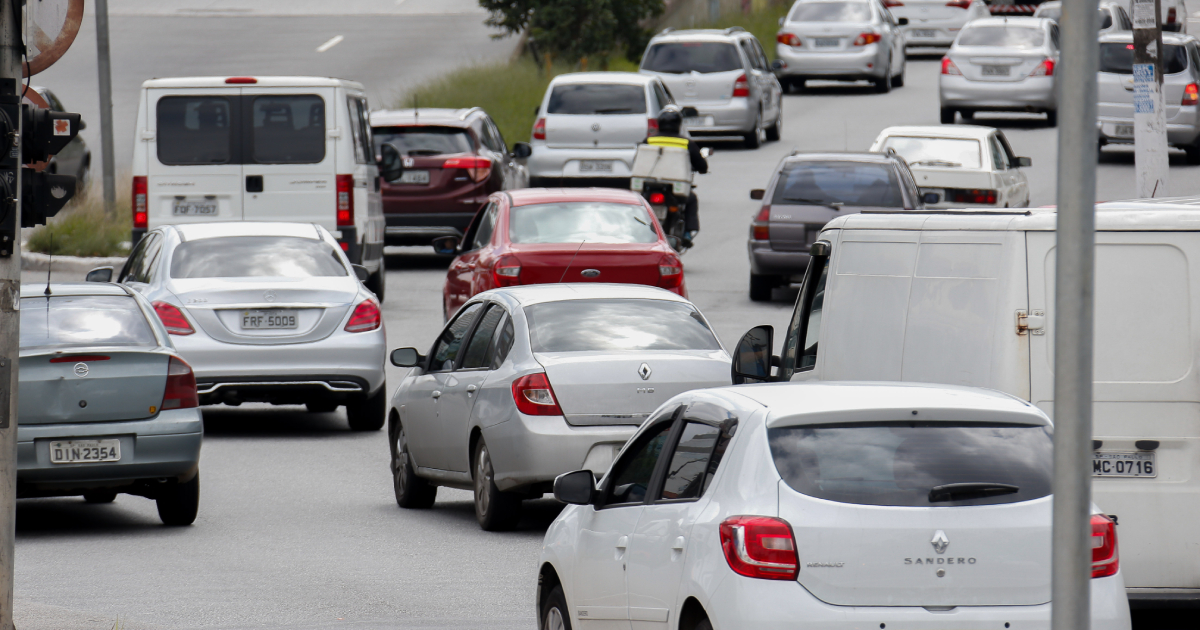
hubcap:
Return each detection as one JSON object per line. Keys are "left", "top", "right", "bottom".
{"left": 393, "top": 429, "right": 409, "bottom": 496}
{"left": 475, "top": 447, "right": 491, "bottom": 517}
{"left": 545, "top": 606, "right": 565, "bottom": 630}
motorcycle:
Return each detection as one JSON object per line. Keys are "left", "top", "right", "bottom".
{"left": 630, "top": 143, "right": 710, "bottom": 254}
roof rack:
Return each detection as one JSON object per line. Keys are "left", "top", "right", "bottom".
{"left": 458, "top": 106, "right": 482, "bottom": 121}
{"left": 659, "top": 27, "right": 674, "bottom": 35}
{"left": 725, "top": 26, "right": 746, "bottom": 34}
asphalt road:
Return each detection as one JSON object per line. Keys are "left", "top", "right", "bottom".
{"left": 15, "top": 7, "right": 1200, "bottom": 630}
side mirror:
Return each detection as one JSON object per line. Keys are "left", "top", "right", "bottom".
{"left": 390, "top": 347, "right": 424, "bottom": 368}
{"left": 378, "top": 143, "right": 405, "bottom": 183}
{"left": 750, "top": 189, "right": 765, "bottom": 200}
{"left": 351, "top": 264, "right": 370, "bottom": 283}
{"left": 732, "top": 325, "right": 776, "bottom": 385}
{"left": 699, "top": 147, "right": 712, "bottom": 158}
{"left": 1016, "top": 156, "right": 1032, "bottom": 167}
{"left": 897, "top": 17, "right": 909, "bottom": 25}
{"left": 681, "top": 106, "right": 699, "bottom": 118}
{"left": 553, "top": 470, "right": 596, "bottom": 505}
{"left": 511, "top": 142, "right": 532, "bottom": 159}
{"left": 923, "top": 192, "right": 940, "bottom": 205}
{"left": 666, "top": 235, "right": 683, "bottom": 251}
{"left": 771, "top": 59, "right": 785, "bottom": 72}
{"left": 431, "top": 236, "right": 460, "bottom": 255}
{"left": 85, "top": 266, "right": 113, "bottom": 283}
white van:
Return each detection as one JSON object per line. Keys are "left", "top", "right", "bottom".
{"left": 131, "top": 76, "right": 388, "bottom": 298}
{"left": 732, "top": 200, "right": 1200, "bottom": 609}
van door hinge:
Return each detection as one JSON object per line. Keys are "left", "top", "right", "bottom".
{"left": 140, "top": 130, "right": 156, "bottom": 141}
{"left": 1017, "top": 310, "right": 1046, "bottom": 336}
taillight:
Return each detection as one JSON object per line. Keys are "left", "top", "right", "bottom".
{"left": 647, "top": 117, "right": 659, "bottom": 136}
{"left": 1091, "top": 514, "right": 1119, "bottom": 579}
{"left": 658, "top": 255, "right": 683, "bottom": 289}
{"left": 344, "top": 298, "right": 381, "bottom": 333}
{"left": 883, "top": 0, "right": 903, "bottom": 6}
{"left": 733, "top": 74, "right": 750, "bottom": 98}
{"left": 1029, "top": 58, "right": 1055, "bottom": 77}
{"left": 152, "top": 301, "right": 194, "bottom": 336}
{"left": 854, "top": 32, "right": 882, "bottom": 46}
{"left": 946, "top": 0, "right": 971, "bottom": 8}
{"left": 1184, "top": 83, "right": 1199, "bottom": 106}
{"left": 649, "top": 192, "right": 666, "bottom": 204}
{"left": 132, "top": 176, "right": 147, "bottom": 229}
{"left": 511, "top": 372, "right": 562, "bottom": 416}
{"left": 443, "top": 156, "right": 492, "bottom": 183}
{"left": 777, "top": 33, "right": 802, "bottom": 47}
{"left": 533, "top": 117, "right": 546, "bottom": 140}
{"left": 941, "top": 57, "right": 962, "bottom": 75}
{"left": 751, "top": 206, "right": 770, "bottom": 241}
{"left": 720, "top": 516, "right": 799, "bottom": 580}
{"left": 946, "top": 188, "right": 998, "bottom": 204}
{"left": 493, "top": 255, "right": 521, "bottom": 287}
{"left": 162, "top": 356, "right": 199, "bottom": 410}
{"left": 1167, "top": 7, "right": 1177, "bottom": 23}
{"left": 336, "top": 174, "right": 354, "bottom": 227}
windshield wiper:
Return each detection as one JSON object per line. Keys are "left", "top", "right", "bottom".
{"left": 593, "top": 108, "right": 635, "bottom": 114}
{"left": 783, "top": 197, "right": 844, "bottom": 210}
{"left": 406, "top": 149, "right": 442, "bottom": 156}
{"left": 928, "top": 482, "right": 1019, "bottom": 503}
{"left": 910, "top": 159, "right": 962, "bottom": 167}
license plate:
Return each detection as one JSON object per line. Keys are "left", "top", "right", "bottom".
{"left": 912, "top": 29, "right": 937, "bottom": 38}
{"left": 398, "top": 169, "right": 430, "bottom": 185}
{"left": 684, "top": 116, "right": 714, "bottom": 127}
{"left": 580, "top": 160, "right": 614, "bottom": 173}
{"left": 1114, "top": 124, "right": 1134, "bottom": 138}
{"left": 241, "top": 310, "right": 298, "bottom": 329}
{"left": 651, "top": 205, "right": 668, "bottom": 221}
{"left": 982, "top": 65, "right": 1011, "bottom": 76}
{"left": 172, "top": 200, "right": 218, "bottom": 216}
{"left": 50, "top": 439, "right": 121, "bottom": 464}
{"left": 1093, "top": 451, "right": 1156, "bottom": 477}
{"left": 814, "top": 38, "right": 840, "bottom": 48}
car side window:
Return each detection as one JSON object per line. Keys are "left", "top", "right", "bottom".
{"left": 602, "top": 421, "right": 673, "bottom": 507}
{"left": 657, "top": 421, "right": 725, "bottom": 501}
{"left": 119, "top": 235, "right": 154, "bottom": 283}
{"left": 751, "top": 39, "right": 770, "bottom": 68}
{"left": 781, "top": 255, "right": 830, "bottom": 378}
{"left": 652, "top": 82, "right": 671, "bottom": 111}
{"left": 126, "top": 234, "right": 163, "bottom": 284}
{"left": 430, "top": 303, "right": 484, "bottom": 371}
{"left": 469, "top": 203, "right": 498, "bottom": 251}
{"left": 347, "top": 97, "right": 369, "bottom": 164}
{"left": 990, "top": 137, "right": 1009, "bottom": 170}
{"left": 490, "top": 316, "right": 515, "bottom": 369}
{"left": 739, "top": 40, "right": 762, "bottom": 71}
{"left": 459, "top": 305, "right": 506, "bottom": 370}
{"left": 1050, "top": 24, "right": 1061, "bottom": 50}
{"left": 896, "top": 161, "right": 920, "bottom": 207}
{"left": 996, "top": 132, "right": 1019, "bottom": 166}
{"left": 798, "top": 262, "right": 828, "bottom": 371}
{"left": 485, "top": 118, "right": 508, "bottom": 154}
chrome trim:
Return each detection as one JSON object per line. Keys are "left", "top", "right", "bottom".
{"left": 193, "top": 303, "right": 340, "bottom": 310}
{"left": 196, "top": 380, "right": 364, "bottom": 395}
{"left": 385, "top": 226, "right": 463, "bottom": 237}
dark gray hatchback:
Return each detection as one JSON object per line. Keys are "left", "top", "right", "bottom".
{"left": 746, "top": 151, "right": 923, "bottom": 301}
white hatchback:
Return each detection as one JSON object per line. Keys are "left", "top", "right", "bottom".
{"left": 538, "top": 382, "right": 1131, "bottom": 630}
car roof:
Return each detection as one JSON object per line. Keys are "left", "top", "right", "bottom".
{"left": 504, "top": 187, "right": 648, "bottom": 207}
{"left": 724, "top": 381, "right": 1047, "bottom": 427}
{"left": 141, "top": 76, "right": 364, "bottom": 90}
{"left": 649, "top": 29, "right": 749, "bottom": 43}
{"left": 21, "top": 282, "right": 131, "bottom": 298}
{"left": 822, "top": 198, "right": 1200, "bottom": 232}
{"left": 549, "top": 72, "right": 655, "bottom": 86}
{"left": 369, "top": 108, "right": 481, "bottom": 127}
{"left": 875, "top": 125, "right": 996, "bottom": 141}
{"left": 484, "top": 283, "right": 692, "bottom": 307}
{"left": 783, "top": 151, "right": 899, "bottom": 164}
{"left": 1099, "top": 30, "right": 1194, "bottom": 44}
{"left": 167, "top": 221, "right": 326, "bottom": 241}
{"left": 963, "top": 16, "right": 1052, "bottom": 28}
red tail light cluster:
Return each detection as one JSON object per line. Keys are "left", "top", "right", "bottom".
{"left": 647, "top": 117, "right": 659, "bottom": 136}
{"left": 946, "top": 188, "right": 998, "bottom": 205}
{"left": 941, "top": 57, "right": 962, "bottom": 75}
{"left": 1167, "top": 7, "right": 1177, "bottom": 24}
{"left": 344, "top": 298, "right": 381, "bottom": 333}
{"left": 493, "top": 255, "right": 521, "bottom": 287}
{"left": 336, "top": 174, "right": 354, "bottom": 227}
{"left": 648, "top": 192, "right": 666, "bottom": 205}
{"left": 443, "top": 156, "right": 492, "bottom": 183}
{"left": 162, "top": 356, "right": 199, "bottom": 410}
{"left": 1029, "top": 58, "right": 1055, "bottom": 77}
{"left": 883, "top": 0, "right": 903, "bottom": 6}
{"left": 153, "top": 301, "right": 195, "bottom": 336}
{"left": 733, "top": 74, "right": 750, "bottom": 98}
{"left": 533, "top": 118, "right": 547, "bottom": 140}
{"left": 132, "top": 176, "right": 148, "bottom": 229}
{"left": 752, "top": 206, "right": 771, "bottom": 241}
{"left": 1091, "top": 514, "right": 1119, "bottom": 578}
{"left": 777, "top": 33, "right": 802, "bottom": 47}
{"left": 854, "top": 32, "right": 882, "bottom": 46}
{"left": 658, "top": 255, "right": 683, "bottom": 289}
{"left": 720, "top": 516, "right": 799, "bottom": 580}
{"left": 1184, "top": 83, "right": 1199, "bottom": 106}
{"left": 946, "top": 0, "right": 971, "bottom": 8}
{"left": 512, "top": 372, "right": 563, "bottom": 416}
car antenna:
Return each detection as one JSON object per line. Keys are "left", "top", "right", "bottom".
{"left": 44, "top": 228, "right": 53, "bottom": 296}
{"left": 558, "top": 239, "right": 586, "bottom": 283}
{"left": 413, "top": 93, "right": 419, "bottom": 124}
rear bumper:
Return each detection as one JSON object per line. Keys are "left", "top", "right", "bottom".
{"left": 748, "top": 239, "right": 810, "bottom": 277}
{"left": 1096, "top": 114, "right": 1200, "bottom": 148}
{"left": 674, "top": 98, "right": 757, "bottom": 134}
{"left": 1126, "top": 589, "right": 1200, "bottom": 609}
{"left": 384, "top": 212, "right": 478, "bottom": 246}
{"left": 482, "top": 412, "right": 637, "bottom": 492}
{"left": 939, "top": 75, "right": 1056, "bottom": 111}
{"left": 526, "top": 145, "right": 637, "bottom": 180}
{"left": 776, "top": 44, "right": 888, "bottom": 80}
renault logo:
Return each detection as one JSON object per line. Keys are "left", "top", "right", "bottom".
{"left": 931, "top": 530, "right": 949, "bottom": 554}
{"left": 74, "top": 363, "right": 89, "bottom": 378}
{"left": 264, "top": 289, "right": 277, "bottom": 303}
{"left": 638, "top": 363, "right": 652, "bottom": 380}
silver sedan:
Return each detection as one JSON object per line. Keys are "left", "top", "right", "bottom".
{"left": 939, "top": 17, "right": 1060, "bottom": 125}
{"left": 88, "top": 221, "right": 387, "bottom": 431}
{"left": 774, "top": 0, "right": 908, "bottom": 92}
{"left": 386, "top": 283, "right": 732, "bottom": 530}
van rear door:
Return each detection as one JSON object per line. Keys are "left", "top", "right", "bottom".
{"left": 146, "top": 88, "right": 244, "bottom": 225}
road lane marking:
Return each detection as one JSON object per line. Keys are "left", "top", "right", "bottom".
{"left": 316, "top": 35, "right": 344, "bottom": 53}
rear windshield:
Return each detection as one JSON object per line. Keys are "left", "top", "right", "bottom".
{"left": 170, "top": 236, "right": 348, "bottom": 279}
{"left": 373, "top": 126, "right": 474, "bottom": 157}
{"left": 879, "top": 136, "right": 983, "bottom": 169}
{"left": 1099, "top": 42, "right": 1188, "bottom": 74}
{"left": 155, "top": 94, "right": 326, "bottom": 165}
{"left": 509, "top": 202, "right": 659, "bottom": 244}
{"left": 769, "top": 422, "right": 1053, "bottom": 507}
{"left": 642, "top": 42, "right": 743, "bottom": 74}
{"left": 250, "top": 95, "right": 325, "bottom": 164}
{"left": 157, "top": 96, "right": 234, "bottom": 165}
{"left": 788, "top": 2, "right": 872, "bottom": 22}
{"left": 957, "top": 26, "right": 1045, "bottom": 48}
{"left": 548, "top": 84, "right": 648, "bottom": 115}
{"left": 21, "top": 296, "right": 157, "bottom": 350}
{"left": 772, "top": 161, "right": 905, "bottom": 208}
{"left": 525, "top": 299, "right": 722, "bottom": 352}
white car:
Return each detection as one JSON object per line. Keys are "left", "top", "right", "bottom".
{"left": 869, "top": 125, "right": 1031, "bottom": 207}
{"left": 538, "top": 382, "right": 1131, "bottom": 630}
{"left": 885, "top": 0, "right": 990, "bottom": 49}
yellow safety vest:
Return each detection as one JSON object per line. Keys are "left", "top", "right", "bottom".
{"left": 647, "top": 135, "right": 690, "bottom": 149}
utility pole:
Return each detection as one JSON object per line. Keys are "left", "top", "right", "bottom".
{"left": 95, "top": 0, "right": 117, "bottom": 217}
{"left": 1052, "top": 1, "right": 1099, "bottom": 630}
{"left": 1132, "top": 0, "right": 1168, "bottom": 197}
{"left": 0, "top": 2, "right": 17, "bottom": 629}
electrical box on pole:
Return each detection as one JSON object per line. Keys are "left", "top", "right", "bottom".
{"left": 1132, "top": 0, "right": 1168, "bottom": 198}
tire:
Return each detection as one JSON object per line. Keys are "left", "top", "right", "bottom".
{"left": 960, "top": 110, "right": 974, "bottom": 120}
{"left": 1046, "top": 109, "right": 1058, "bottom": 127}
{"left": 391, "top": 420, "right": 437, "bottom": 509}
{"left": 749, "top": 273, "right": 776, "bottom": 302}
{"left": 695, "top": 618, "right": 713, "bottom": 630}
{"left": 83, "top": 490, "right": 117, "bottom": 504}
{"left": 156, "top": 474, "right": 199, "bottom": 526}
{"left": 940, "top": 107, "right": 956, "bottom": 124}
{"left": 766, "top": 108, "right": 782, "bottom": 142}
{"left": 346, "top": 386, "right": 386, "bottom": 432}
{"left": 306, "top": 401, "right": 339, "bottom": 413}
{"left": 744, "top": 111, "right": 762, "bottom": 149}
{"left": 541, "top": 585, "right": 572, "bottom": 630}
{"left": 366, "top": 268, "right": 386, "bottom": 303}
{"left": 874, "top": 59, "right": 892, "bottom": 93}
{"left": 891, "top": 65, "right": 905, "bottom": 88}
{"left": 473, "top": 439, "right": 522, "bottom": 531}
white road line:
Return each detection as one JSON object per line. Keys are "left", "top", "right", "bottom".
{"left": 316, "top": 35, "right": 344, "bottom": 53}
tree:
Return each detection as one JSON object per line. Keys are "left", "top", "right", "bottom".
{"left": 480, "top": 0, "right": 665, "bottom": 63}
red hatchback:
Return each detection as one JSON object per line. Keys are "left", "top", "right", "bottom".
{"left": 439, "top": 188, "right": 686, "bottom": 318}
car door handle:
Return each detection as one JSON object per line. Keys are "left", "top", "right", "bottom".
{"left": 431, "top": 390, "right": 441, "bottom": 399}
{"left": 616, "top": 536, "right": 629, "bottom": 550}
{"left": 466, "top": 384, "right": 477, "bottom": 394}
{"left": 672, "top": 536, "right": 686, "bottom": 551}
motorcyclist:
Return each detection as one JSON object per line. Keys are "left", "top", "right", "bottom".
{"left": 642, "top": 106, "right": 707, "bottom": 246}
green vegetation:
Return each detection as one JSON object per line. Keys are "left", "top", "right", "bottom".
{"left": 480, "top": 0, "right": 665, "bottom": 63}
{"left": 26, "top": 187, "right": 131, "bottom": 258}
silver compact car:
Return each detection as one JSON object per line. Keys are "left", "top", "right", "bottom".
{"left": 89, "top": 221, "right": 387, "bottom": 431}
{"left": 640, "top": 27, "right": 783, "bottom": 148}
{"left": 888, "top": 0, "right": 990, "bottom": 49}
{"left": 939, "top": 17, "right": 1060, "bottom": 125}
{"left": 386, "top": 284, "right": 731, "bottom": 530}
{"left": 18, "top": 283, "right": 202, "bottom": 526}
{"left": 774, "top": 0, "right": 908, "bottom": 92}
{"left": 1097, "top": 31, "right": 1200, "bottom": 163}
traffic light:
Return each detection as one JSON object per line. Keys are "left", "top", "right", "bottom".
{"left": 20, "top": 104, "right": 80, "bottom": 229}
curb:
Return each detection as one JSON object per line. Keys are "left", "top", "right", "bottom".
{"left": 22, "top": 252, "right": 127, "bottom": 274}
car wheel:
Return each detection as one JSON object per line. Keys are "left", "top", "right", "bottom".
{"left": 306, "top": 401, "right": 339, "bottom": 413}
{"left": 156, "top": 474, "right": 199, "bottom": 526}
{"left": 874, "top": 58, "right": 892, "bottom": 93}
{"left": 541, "top": 585, "right": 572, "bottom": 630}
{"left": 83, "top": 490, "right": 117, "bottom": 504}
{"left": 366, "top": 268, "right": 385, "bottom": 303}
{"left": 473, "top": 439, "right": 522, "bottom": 531}
{"left": 391, "top": 420, "right": 437, "bottom": 509}
{"left": 1046, "top": 109, "right": 1058, "bottom": 127}
{"left": 891, "top": 64, "right": 905, "bottom": 88}
{"left": 766, "top": 108, "right": 782, "bottom": 142}
{"left": 960, "top": 110, "right": 974, "bottom": 120}
{"left": 744, "top": 111, "right": 762, "bottom": 149}
{"left": 940, "top": 107, "right": 956, "bottom": 124}
{"left": 749, "top": 273, "right": 777, "bottom": 302}
{"left": 694, "top": 618, "right": 713, "bottom": 630}
{"left": 346, "top": 386, "right": 387, "bottom": 431}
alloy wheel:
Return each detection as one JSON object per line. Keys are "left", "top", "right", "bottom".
{"left": 475, "top": 446, "right": 492, "bottom": 518}
{"left": 393, "top": 427, "right": 409, "bottom": 497}
{"left": 544, "top": 607, "right": 565, "bottom": 630}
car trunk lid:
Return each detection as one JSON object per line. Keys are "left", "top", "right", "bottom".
{"left": 653, "top": 69, "right": 745, "bottom": 106}
{"left": 507, "top": 243, "right": 667, "bottom": 288}
{"left": 950, "top": 48, "right": 1047, "bottom": 82}
{"left": 765, "top": 205, "right": 862, "bottom": 252}
{"left": 18, "top": 351, "right": 168, "bottom": 424}
{"left": 544, "top": 113, "right": 649, "bottom": 150}
{"left": 786, "top": 22, "right": 875, "bottom": 52}
{"left": 169, "top": 277, "right": 357, "bottom": 343}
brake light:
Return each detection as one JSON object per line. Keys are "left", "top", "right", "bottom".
{"left": 344, "top": 298, "right": 381, "bottom": 333}
{"left": 512, "top": 372, "right": 562, "bottom": 416}
{"left": 1091, "top": 514, "right": 1119, "bottom": 579}
{"left": 941, "top": 57, "right": 962, "bottom": 75}
{"left": 533, "top": 117, "right": 546, "bottom": 140}
{"left": 336, "top": 174, "right": 354, "bottom": 227}
{"left": 946, "top": 0, "right": 971, "bottom": 8}
{"left": 733, "top": 74, "right": 750, "bottom": 98}
{"left": 647, "top": 117, "right": 659, "bottom": 136}
{"left": 752, "top": 206, "right": 771, "bottom": 240}
{"left": 720, "top": 516, "right": 799, "bottom": 580}
{"left": 854, "top": 32, "right": 882, "bottom": 46}
{"left": 1030, "top": 58, "right": 1055, "bottom": 77}
{"left": 649, "top": 192, "right": 666, "bottom": 204}
{"left": 493, "top": 255, "right": 521, "bottom": 287}
{"left": 658, "top": 254, "right": 683, "bottom": 289}
{"left": 161, "top": 356, "right": 199, "bottom": 410}
{"left": 777, "top": 33, "right": 802, "bottom": 47}
{"left": 443, "top": 156, "right": 492, "bottom": 183}
{"left": 947, "top": 188, "right": 998, "bottom": 204}
{"left": 49, "top": 355, "right": 110, "bottom": 363}
{"left": 224, "top": 76, "right": 257, "bottom": 84}
{"left": 153, "top": 301, "right": 194, "bottom": 336}
{"left": 1167, "top": 7, "right": 1177, "bottom": 23}
{"left": 132, "top": 176, "right": 147, "bottom": 229}
{"left": 1184, "top": 83, "right": 1199, "bottom": 106}
{"left": 883, "top": 0, "right": 903, "bottom": 6}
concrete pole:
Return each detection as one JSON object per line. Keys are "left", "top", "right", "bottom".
{"left": 1052, "top": 0, "right": 1099, "bottom": 629}
{"left": 95, "top": 0, "right": 117, "bottom": 217}
{"left": 0, "top": 2, "right": 18, "bottom": 628}
{"left": 1132, "top": 0, "right": 1168, "bottom": 198}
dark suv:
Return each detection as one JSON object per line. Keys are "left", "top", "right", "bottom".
{"left": 746, "top": 151, "right": 924, "bottom": 302}
{"left": 370, "top": 107, "right": 531, "bottom": 249}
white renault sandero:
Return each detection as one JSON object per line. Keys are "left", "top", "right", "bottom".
{"left": 538, "top": 382, "right": 1131, "bottom": 630}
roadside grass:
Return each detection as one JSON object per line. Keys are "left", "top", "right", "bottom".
{"left": 26, "top": 185, "right": 131, "bottom": 257}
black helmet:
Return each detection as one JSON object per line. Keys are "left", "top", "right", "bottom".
{"left": 657, "top": 106, "right": 683, "bottom": 136}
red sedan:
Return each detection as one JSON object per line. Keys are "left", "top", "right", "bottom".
{"left": 440, "top": 188, "right": 686, "bottom": 318}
